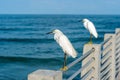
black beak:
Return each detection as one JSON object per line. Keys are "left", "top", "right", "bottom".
{"left": 46, "top": 31, "right": 53, "bottom": 34}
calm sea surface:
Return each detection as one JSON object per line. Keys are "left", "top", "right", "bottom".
{"left": 0, "top": 15, "right": 120, "bottom": 80}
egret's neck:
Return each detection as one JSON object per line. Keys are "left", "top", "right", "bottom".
{"left": 54, "top": 32, "right": 63, "bottom": 41}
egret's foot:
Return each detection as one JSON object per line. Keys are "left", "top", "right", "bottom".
{"left": 60, "top": 66, "right": 68, "bottom": 71}
{"left": 88, "top": 41, "right": 93, "bottom": 44}
{"left": 86, "top": 41, "right": 93, "bottom": 44}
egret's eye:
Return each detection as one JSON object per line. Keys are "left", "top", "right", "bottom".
{"left": 52, "top": 30, "right": 55, "bottom": 33}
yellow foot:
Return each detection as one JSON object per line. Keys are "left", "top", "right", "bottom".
{"left": 86, "top": 41, "right": 93, "bottom": 44}
{"left": 60, "top": 66, "right": 68, "bottom": 71}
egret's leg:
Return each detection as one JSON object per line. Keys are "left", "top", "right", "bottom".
{"left": 60, "top": 53, "right": 68, "bottom": 71}
{"left": 90, "top": 34, "right": 93, "bottom": 43}
{"left": 87, "top": 34, "right": 93, "bottom": 44}
{"left": 63, "top": 53, "right": 67, "bottom": 67}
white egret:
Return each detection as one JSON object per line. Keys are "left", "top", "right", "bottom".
{"left": 81, "top": 18, "right": 98, "bottom": 44}
{"left": 47, "top": 29, "right": 77, "bottom": 71}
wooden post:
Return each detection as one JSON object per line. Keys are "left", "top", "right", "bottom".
{"left": 28, "top": 69, "right": 62, "bottom": 80}
{"left": 115, "top": 28, "right": 120, "bottom": 80}
{"left": 81, "top": 44, "right": 101, "bottom": 80}
{"left": 103, "top": 34, "right": 116, "bottom": 80}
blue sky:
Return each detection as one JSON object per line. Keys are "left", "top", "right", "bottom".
{"left": 0, "top": 0, "right": 120, "bottom": 14}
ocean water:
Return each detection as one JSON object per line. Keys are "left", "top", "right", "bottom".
{"left": 0, "top": 14, "right": 120, "bottom": 80}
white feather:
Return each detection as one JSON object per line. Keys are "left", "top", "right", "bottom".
{"left": 53, "top": 29, "right": 77, "bottom": 58}
{"left": 83, "top": 19, "right": 98, "bottom": 38}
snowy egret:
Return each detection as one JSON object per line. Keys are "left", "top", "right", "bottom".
{"left": 81, "top": 18, "right": 98, "bottom": 44}
{"left": 47, "top": 29, "right": 77, "bottom": 71}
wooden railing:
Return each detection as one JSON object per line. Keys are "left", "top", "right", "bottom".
{"left": 28, "top": 28, "right": 120, "bottom": 80}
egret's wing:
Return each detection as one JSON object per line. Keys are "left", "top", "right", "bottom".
{"left": 87, "top": 22, "right": 98, "bottom": 38}
{"left": 57, "top": 35, "right": 77, "bottom": 58}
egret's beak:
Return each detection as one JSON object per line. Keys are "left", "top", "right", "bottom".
{"left": 46, "top": 31, "right": 53, "bottom": 34}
